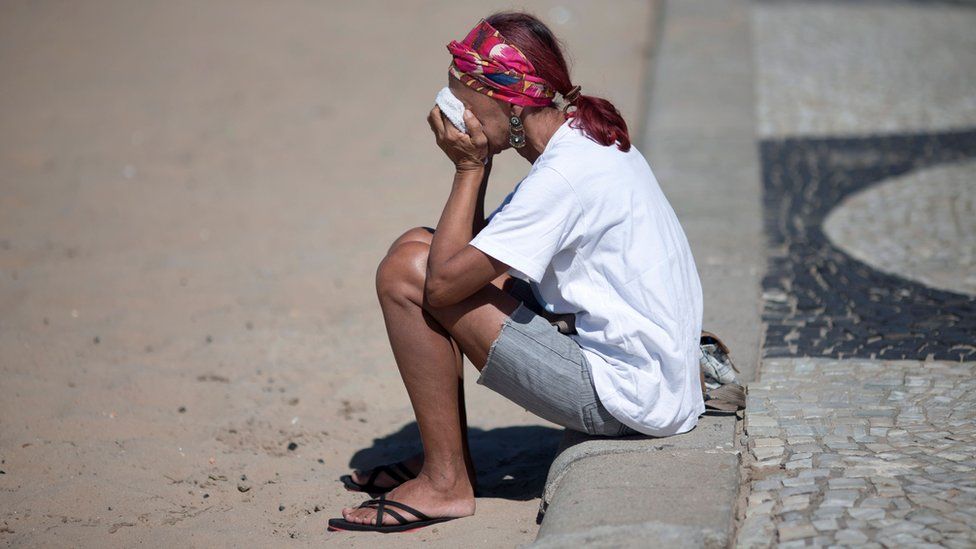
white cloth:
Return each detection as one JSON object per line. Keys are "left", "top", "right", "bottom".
{"left": 435, "top": 86, "right": 466, "bottom": 133}
{"left": 434, "top": 87, "right": 488, "bottom": 166}
{"left": 469, "top": 119, "right": 706, "bottom": 437}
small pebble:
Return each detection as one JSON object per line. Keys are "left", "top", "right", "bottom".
{"left": 278, "top": 504, "right": 285, "bottom": 512}
{"left": 317, "top": 458, "right": 324, "bottom": 464}
{"left": 237, "top": 484, "right": 250, "bottom": 493}
{"left": 287, "top": 442, "right": 298, "bottom": 451}
{"left": 203, "top": 493, "right": 209, "bottom": 499}
{"left": 240, "top": 474, "right": 247, "bottom": 481}
{"left": 178, "top": 406, "right": 187, "bottom": 413}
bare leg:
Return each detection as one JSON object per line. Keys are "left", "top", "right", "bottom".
{"left": 349, "top": 228, "right": 511, "bottom": 490}
{"left": 359, "top": 227, "right": 469, "bottom": 487}
{"left": 341, "top": 228, "right": 520, "bottom": 526}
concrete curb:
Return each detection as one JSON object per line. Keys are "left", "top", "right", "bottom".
{"left": 530, "top": 414, "right": 741, "bottom": 548}
{"left": 537, "top": 414, "right": 738, "bottom": 515}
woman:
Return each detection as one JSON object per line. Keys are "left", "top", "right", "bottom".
{"left": 328, "top": 11, "right": 706, "bottom": 533}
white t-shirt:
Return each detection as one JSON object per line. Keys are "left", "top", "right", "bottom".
{"left": 469, "top": 119, "right": 706, "bottom": 437}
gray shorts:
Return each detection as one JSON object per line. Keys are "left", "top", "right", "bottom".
{"left": 476, "top": 278, "right": 640, "bottom": 437}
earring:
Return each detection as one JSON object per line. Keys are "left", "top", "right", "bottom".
{"left": 508, "top": 114, "right": 526, "bottom": 148}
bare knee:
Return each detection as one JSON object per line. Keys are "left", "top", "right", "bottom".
{"left": 375, "top": 240, "right": 430, "bottom": 303}
{"left": 386, "top": 226, "right": 435, "bottom": 256}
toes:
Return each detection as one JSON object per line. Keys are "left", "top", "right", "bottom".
{"left": 357, "top": 510, "right": 374, "bottom": 525}
{"left": 340, "top": 504, "right": 387, "bottom": 526}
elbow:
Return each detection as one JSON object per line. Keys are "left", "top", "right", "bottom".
{"left": 423, "top": 273, "right": 454, "bottom": 309}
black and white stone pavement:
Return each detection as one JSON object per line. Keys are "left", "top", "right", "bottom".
{"left": 760, "top": 130, "right": 976, "bottom": 361}
{"left": 736, "top": 1, "right": 976, "bottom": 547}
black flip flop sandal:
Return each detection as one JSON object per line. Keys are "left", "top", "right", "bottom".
{"left": 327, "top": 494, "right": 459, "bottom": 533}
{"left": 340, "top": 460, "right": 417, "bottom": 493}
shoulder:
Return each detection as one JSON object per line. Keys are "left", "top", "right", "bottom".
{"left": 517, "top": 163, "right": 575, "bottom": 198}
{"left": 538, "top": 126, "right": 641, "bottom": 181}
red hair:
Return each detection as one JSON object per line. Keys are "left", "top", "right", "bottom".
{"left": 486, "top": 11, "right": 631, "bottom": 152}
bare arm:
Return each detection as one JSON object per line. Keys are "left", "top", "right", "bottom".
{"left": 424, "top": 107, "right": 508, "bottom": 307}
{"left": 472, "top": 155, "right": 493, "bottom": 236}
{"left": 426, "top": 165, "right": 508, "bottom": 307}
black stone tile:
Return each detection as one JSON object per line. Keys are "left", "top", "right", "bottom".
{"left": 759, "top": 128, "right": 976, "bottom": 360}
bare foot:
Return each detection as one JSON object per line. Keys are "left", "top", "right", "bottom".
{"left": 349, "top": 452, "right": 478, "bottom": 492}
{"left": 340, "top": 470, "right": 475, "bottom": 527}
{"left": 349, "top": 452, "right": 424, "bottom": 490}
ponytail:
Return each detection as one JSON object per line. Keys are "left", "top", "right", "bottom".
{"left": 567, "top": 94, "right": 631, "bottom": 152}
{"left": 486, "top": 11, "right": 632, "bottom": 152}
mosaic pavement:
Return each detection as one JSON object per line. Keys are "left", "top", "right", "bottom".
{"left": 760, "top": 130, "right": 976, "bottom": 361}
{"left": 823, "top": 160, "right": 976, "bottom": 298}
{"left": 737, "top": 358, "right": 976, "bottom": 548}
{"left": 737, "top": 0, "right": 976, "bottom": 547}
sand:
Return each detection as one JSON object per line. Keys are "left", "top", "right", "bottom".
{"left": 0, "top": 1, "right": 653, "bottom": 545}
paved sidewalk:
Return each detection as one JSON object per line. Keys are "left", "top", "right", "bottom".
{"left": 738, "top": 358, "right": 975, "bottom": 547}
{"left": 736, "top": 1, "right": 976, "bottom": 547}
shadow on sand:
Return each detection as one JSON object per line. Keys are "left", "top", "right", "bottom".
{"left": 344, "top": 422, "right": 564, "bottom": 501}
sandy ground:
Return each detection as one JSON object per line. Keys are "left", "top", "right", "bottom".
{"left": 0, "top": 1, "right": 654, "bottom": 546}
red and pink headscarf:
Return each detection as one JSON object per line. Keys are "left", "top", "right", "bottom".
{"left": 446, "top": 19, "right": 556, "bottom": 107}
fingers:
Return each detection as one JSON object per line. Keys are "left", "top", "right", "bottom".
{"left": 462, "top": 108, "right": 482, "bottom": 137}
{"left": 427, "top": 105, "right": 446, "bottom": 138}
{"left": 440, "top": 110, "right": 463, "bottom": 138}
{"left": 429, "top": 104, "right": 489, "bottom": 168}
{"left": 463, "top": 108, "right": 488, "bottom": 149}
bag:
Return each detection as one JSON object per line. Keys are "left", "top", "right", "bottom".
{"left": 699, "top": 330, "right": 746, "bottom": 411}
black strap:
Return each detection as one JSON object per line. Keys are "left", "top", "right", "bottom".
{"left": 373, "top": 498, "right": 432, "bottom": 521}
{"left": 380, "top": 464, "right": 407, "bottom": 483}
{"left": 355, "top": 496, "right": 413, "bottom": 525}
{"left": 359, "top": 495, "right": 410, "bottom": 526}
{"left": 357, "top": 498, "right": 390, "bottom": 525}
{"left": 380, "top": 506, "right": 408, "bottom": 524}
{"left": 376, "top": 497, "right": 386, "bottom": 525}
{"left": 364, "top": 464, "right": 405, "bottom": 487}
{"left": 394, "top": 461, "right": 416, "bottom": 479}
{"left": 357, "top": 498, "right": 383, "bottom": 508}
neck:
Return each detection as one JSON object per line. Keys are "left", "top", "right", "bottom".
{"left": 517, "top": 107, "right": 567, "bottom": 164}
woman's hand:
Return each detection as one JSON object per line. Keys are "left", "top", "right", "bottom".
{"left": 427, "top": 105, "right": 489, "bottom": 173}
